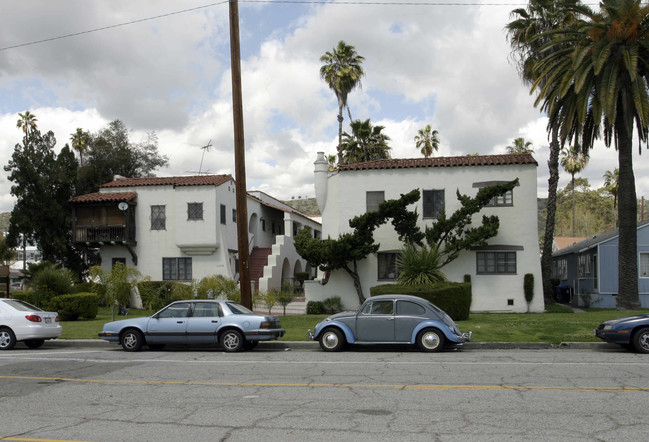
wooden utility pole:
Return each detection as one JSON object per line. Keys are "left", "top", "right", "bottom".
{"left": 229, "top": 0, "right": 252, "bottom": 309}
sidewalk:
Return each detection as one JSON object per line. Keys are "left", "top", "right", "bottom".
{"left": 46, "top": 339, "right": 616, "bottom": 351}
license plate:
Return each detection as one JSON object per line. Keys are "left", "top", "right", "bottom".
{"left": 45, "top": 317, "right": 52, "bottom": 324}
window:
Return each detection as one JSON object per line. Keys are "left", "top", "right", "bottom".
{"left": 157, "top": 302, "right": 191, "bottom": 319}
{"left": 578, "top": 255, "right": 592, "bottom": 277}
{"left": 151, "top": 205, "right": 166, "bottom": 230}
{"left": 370, "top": 300, "right": 394, "bottom": 315}
{"left": 422, "top": 189, "right": 444, "bottom": 219}
{"left": 163, "top": 257, "right": 192, "bottom": 280}
{"left": 377, "top": 252, "right": 398, "bottom": 280}
{"left": 193, "top": 303, "right": 222, "bottom": 318}
{"left": 557, "top": 258, "right": 568, "bottom": 280}
{"left": 220, "top": 204, "right": 226, "bottom": 225}
{"left": 487, "top": 190, "right": 513, "bottom": 207}
{"left": 396, "top": 300, "right": 426, "bottom": 316}
{"left": 261, "top": 218, "right": 266, "bottom": 231}
{"left": 366, "top": 191, "right": 385, "bottom": 212}
{"left": 476, "top": 251, "right": 517, "bottom": 274}
{"left": 640, "top": 253, "right": 649, "bottom": 278}
{"left": 232, "top": 209, "right": 237, "bottom": 222}
{"left": 188, "top": 203, "right": 203, "bottom": 221}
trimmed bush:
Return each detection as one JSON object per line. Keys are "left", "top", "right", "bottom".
{"left": 370, "top": 282, "right": 472, "bottom": 321}
{"left": 73, "top": 282, "right": 98, "bottom": 294}
{"left": 322, "top": 296, "right": 344, "bottom": 314}
{"left": 10, "top": 291, "right": 38, "bottom": 306}
{"left": 306, "top": 300, "right": 325, "bottom": 315}
{"left": 48, "top": 293, "right": 100, "bottom": 320}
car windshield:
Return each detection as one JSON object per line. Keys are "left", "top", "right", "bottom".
{"left": 226, "top": 302, "right": 253, "bottom": 315}
{"left": 3, "top": 299, "right": 43, "bottom": 312}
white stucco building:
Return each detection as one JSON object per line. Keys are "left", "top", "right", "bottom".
{"left": 70, "top": 175, "right": 320, "bottom": 297}
{"left": 305, "top": 153, "right": 544, "bottom": 313}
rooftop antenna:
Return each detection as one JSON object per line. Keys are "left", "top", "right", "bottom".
{"left": 198, "top": 139, "right": 212, "bottom": 174}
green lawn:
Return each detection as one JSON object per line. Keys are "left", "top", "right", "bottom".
{"left": 59, "top": 306, "right": 648, "bottom": 344}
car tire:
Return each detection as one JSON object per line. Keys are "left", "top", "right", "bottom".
{"left": 319, "top": 327, "right": 344, "bottom": 352}
{"left": 221, "top": 330, "right": 244, "bottom": 352}
{"left": 24, "top": 339, "right": 45, "bottom": 349}
{"left": 120, "top": 329, "right": 144, "bottom": 352}
{"left": 0, "top": 327, "right": 16, "bottom": 350}
{"left": 243, "top": 340, "right": 258, "bottom": 351}
{"left": 632, "top": 327, "right": 649, "bottom": 353}
{"left": 416, "top": 328, "right": 445, "bottom": 352}
{"left": 148, "top": 344, "right": 166, "bottom": 351}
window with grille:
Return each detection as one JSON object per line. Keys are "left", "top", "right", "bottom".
{"left": 151, "top": 205, "right": 166, "bottom": 230}
{"left": 188, "top": 203, "right": 203, "bottom": 221}
{"left": 163, "top": 257, "right": 192, "bottom": 280}
{"left": 476, "top": 251, "right": 517, "bottom": 274}
{"left": 422, "top": 189, "right": 445, "bottom": 219}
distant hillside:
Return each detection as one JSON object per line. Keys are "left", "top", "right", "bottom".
{"left": 282, "top": 198, "right": 320, "bottom": 217}
{"left": 0, "top": 212, "right": 10, "bottom": 234}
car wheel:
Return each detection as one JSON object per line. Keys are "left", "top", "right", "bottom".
{"left": 120, "top": 329, "right": 144, "bottom": 352}
{"left": 24, "top": 339, "right": 45, "bottom": 349}
{"left": 0, "top": 327, "right": 16, "bottom": 350}
{"left": 417, "top": 328, "right": 445, "bottom": 352}
{"left": 148, "top": 344, "right": 166, "bottom": 351}
{"left": 632, "top": 327, "right": 649, "bottom": 354}
{"left": 221, "top": 330, "right": 244, "bottom": 352}
{"left": 243, "top": 340, "right": 258, "bottom": 351}
{"left": 319, "top": 328, "right": 344, "bottom": 352}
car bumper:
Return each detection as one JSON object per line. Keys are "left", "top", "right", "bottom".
{"left": 244, "top": 328, "right": 285, "bottom": 342}
{"left": 460, "top": 331, "right": 472, "bottom": 342}
{"left": 98, "top": 331, "right": 121, "bottom": 343}
{"left": 14, "top": 324, "right": 62, "bottom": 341}
{"left": 594, "top": 328, "right": 631, "bottom": 344}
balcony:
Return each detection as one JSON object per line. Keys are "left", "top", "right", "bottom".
{"left": 74, "top": 225, "right": 135, "bottom": 244}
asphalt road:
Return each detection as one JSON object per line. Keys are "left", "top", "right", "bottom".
{"left": 1, "top": 343, "right": 648, "bottom": 441}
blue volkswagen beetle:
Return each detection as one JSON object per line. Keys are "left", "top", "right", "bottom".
{"left": 594, "top": 314, "right": 649, "bottom": 353}
{"left": 99, "top": 299, "right": 284, "bottom": 352}
{"left": 307, "top": 294, "right": 471, "bottom": 352}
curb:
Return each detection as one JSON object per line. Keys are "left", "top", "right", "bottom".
{"left": 45, "top": 339, "right": 617, "bottom": 351}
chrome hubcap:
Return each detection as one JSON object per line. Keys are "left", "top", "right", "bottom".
{"left": 323, "top": 332, "right": 338, "bottom": 348}
{"left": 223, "top": 333, "right": 240, "bottom": 349}
{"left": 640, "top": 332, "right": 649, "bottom": 350}
{"left": 0, "top": 332, "right": 10, "bottom": 348}
{"left": 422, "top": 332, "right": 440, "bottom": 349}
{"left": 123, "top": 334, "right": 137, "bottom": 349}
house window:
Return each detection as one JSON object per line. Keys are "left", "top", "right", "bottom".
{"left": 377, "top": 252, "right": 398, "bottom": 280}
{"left": 476, "top": 251, "right": 517, "bottom": 274}
{"left": 487, "top": 189, "right": 513, "bottom": 207}
{"left": 422, "top": 189, "right": 445, "bottom": 219}
{"left": 578, "top": 255, "right": 592, "bottom": 277}
{"left": 232, "top": 209, "right": 237, "bottom": 222}
{"left": 261, "top": 218, "right": 266, "bottom": 231}
{"left": 640, "top": 253, "right": 649, "bottom": 278}
{"left": 557, "top": 258, "right": 568, "bottom": 280}
{"left": 188, "top": 203, "right": 203, "bottom": 221}
{"left": 163, "top": 258, "right": 192, "bottom": 281}
{"left": 220, "top": 204, "right": 226, "bottom": 225}
{"left": 366, "top": 191, "right": 385, "bottom": 213}
{"left": 151, "top": 205, "right": 166, "bottom": 230}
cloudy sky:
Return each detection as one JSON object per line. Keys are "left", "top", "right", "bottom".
{"left": 1, "top": 0, "right": 647, "bottom": 215}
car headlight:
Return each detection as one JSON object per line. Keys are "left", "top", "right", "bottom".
{"left": 603, "top": 324, "right": 613, "bottom": 330}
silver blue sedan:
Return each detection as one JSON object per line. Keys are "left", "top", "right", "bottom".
{"left": 308, "top": 294, "right": 471, "bottom": 352}
{"left": 99, "top": 299, "right": 285, "bottom": 352}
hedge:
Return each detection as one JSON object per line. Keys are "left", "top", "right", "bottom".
{"left": 48, "top": 293, "right": 100, "bottom": 320}
{"left": 370, "top": 282, "right": 472, "bottom": 321}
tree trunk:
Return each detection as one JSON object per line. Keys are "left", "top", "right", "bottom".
{"left": 343, "top": 261, "right": 365, "bottom": 305}
{"left": 541, "top": 129, "right": 560, "bottom": 305}
{"left": 571, "top": 174, "right": 576, "bottom": 236}
{"left": 616, "top": 128, "right": 640, "bottom": 309}
{"left": 337, "top": 102, "right": 344, "bottom": 164}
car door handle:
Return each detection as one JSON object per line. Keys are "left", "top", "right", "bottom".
{"left": 211, "top": 320, "right": 219, "bottom": 323}
{"left": 177, "top": 321, "right": 184, "bottom": 324}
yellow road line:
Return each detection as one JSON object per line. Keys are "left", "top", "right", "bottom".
{"left": 0, "top": 375, "right": 647, "bottom": 392}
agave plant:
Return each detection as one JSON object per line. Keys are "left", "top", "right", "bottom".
{"left": 396, "top": 243, "right": 447, "bottom": 285}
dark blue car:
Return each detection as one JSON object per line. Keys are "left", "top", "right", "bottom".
{"left": 594, "top": 314, "right": 649, "bottom": 353}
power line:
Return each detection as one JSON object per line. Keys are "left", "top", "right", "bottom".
{"left": 0, "top": 0, "right": 610, "bottom": 52}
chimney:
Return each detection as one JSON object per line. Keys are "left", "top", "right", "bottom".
{"left": 314, "top": 152, "right": 328, "bottom": 213}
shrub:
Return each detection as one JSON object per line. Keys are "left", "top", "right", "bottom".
{"left": 260, "top": 288, "right": 278, "bottom": 314}
{"left": 306, "top": 300, "right": 325, "bottom": 315}
{"left": 370, "top": 282, "right": 472, "bottom": 321}
{"left": 73, "top": 282, "right": 98, "bottom": 294}
{"left": 524, "top": 273, "right": 534, "bottom": 309}
{"left": 322, "top": 296, "right": 344, "bottom": 314}
{"left": 49, "top": 293, "right": 99, "bottom": 320}
{"left": 31, "top": 265, "right": 75, "bottom": 308}
{"left": 463, "top": 274, "right": 471, "bottom": 284}
{"left": 277, "top": 284, "right": 295, "bottom": 316}
{"left": 137, "top": 281, "right": 183, "bottom": 311}
{"left": 396, "top": 243, "right": 448, "bottom": 285}
{"left": 196, "top": 275, "right": 240, "bottom": 301}
{"left": 10, "top": 291, "right": 38, "bottom": 306}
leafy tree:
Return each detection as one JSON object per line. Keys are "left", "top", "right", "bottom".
{"left": 340, "top": 119, "right": 391, "bottom": 164}
{"left": 196, "top": 275, "right": 240, "bottom": 301}
{"left": 396, "top": 243, "right": 448, "bottom": 285}
{"left": 30, "top": 262, "right": 74, "bottom": 308}
{"left": 603, "top": 168, "right": 619, "bottom": 227}
{"left": 320, "top": 41, "right": 365, "bottom": 163}
{"left": 70, "top": 128, "right": 90, "bottom": 167}
{"left": 295, "top": 190, "right": 423, "bottom": 304}
{"left": 16, "top": 111, "right": 37, "bottom": 140}
{"left": 531, "top": 0, "right": 649, "bottom": 309}
{"left": 554, "top": 178, "right": 615, "bottom": 237}
{"left": 90, "top": 262, "right": 141, "bottom": 321}
{"left": 4, "top": 120, "right": 80, "bottom": 268}
{"left": 506, "top": 137, "right": 535, "bottom": 154}
{"left": 506, "top": 0, "right": 585, "bottom": 304}
{"left": 414, "top": 125, "right": 440, "bottom": 158}
{"left": 77, "top": 120, "right": 169, "bottom": 194}
{"left": 0, "top": 237, "right": 17, "bottom": 265}
{"left": 560, "top": 145, "right": 589, "bottom": 236}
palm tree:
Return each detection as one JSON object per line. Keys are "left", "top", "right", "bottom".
{"left": 603, "top": 168, "right": 619, "bottom": 227}
{"left": 533, "top": 0, "right": 649, "bottom": 309}
{"left": 414, "top": 125, "right": 440, "bottom": 158}
{"left": 506, "top": 137, "right": 534, "bottom": 154}
{"left": 560, "top": 145, "right": 589, "bottom": 236}
{"left": 320, "top": 41, "right": 365, "bottom": 163}
{"left": 506, "top": 0, "right": 583, "bottom": 304}
{"left": 340, "top": 119, "right": 391, "bottom": 164}
{"left": 70, "top": 128, "right": 90, "bottom": 167}
{"left": 16, "top": 111, "right": 38, "bottom": 140}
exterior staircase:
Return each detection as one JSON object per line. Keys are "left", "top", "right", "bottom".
{"left": 249, "top": 247, "right": 271, "bottom": 291}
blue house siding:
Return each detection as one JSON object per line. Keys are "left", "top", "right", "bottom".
{"left": 598, "top": 242, "right": 618, "bottom": 294}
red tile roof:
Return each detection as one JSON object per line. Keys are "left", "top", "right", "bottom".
{"left": 100, "top": 175, "right": 234, "bottom": 188}
{"left": 70, "top": 192, "right": 137, "bottom": 204}
{"left": 337, "top": 154, "right": 537, "bottom": 171}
